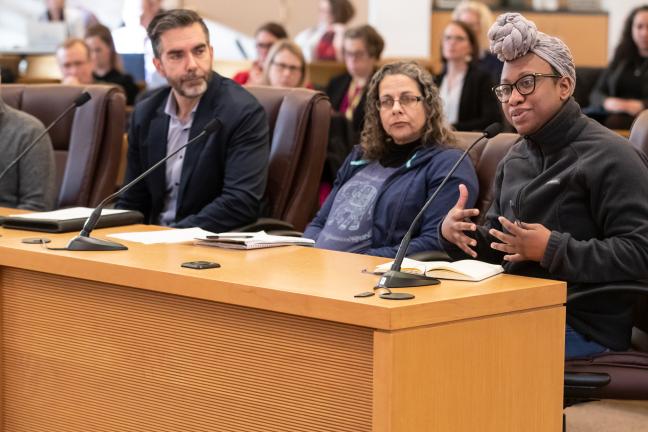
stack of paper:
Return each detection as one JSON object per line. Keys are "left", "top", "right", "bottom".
{"left": 195, "top": 231, "right": 315, "bottom": 250}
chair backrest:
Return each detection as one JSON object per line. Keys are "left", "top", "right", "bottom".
{"left": 246, "top": 86, "right": 331, "bottom": 231}
{"left": 453, "top": 131, "right": 520, "bottom": 223}
{"left": 1, "top": 84, "right": 126, "bottom": 208}
{"left": 629, "top": 109, "right": 648, "bottom": 157}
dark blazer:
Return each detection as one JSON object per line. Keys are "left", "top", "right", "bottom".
{"left": 325, "top": 72, "right": 368, "bottom": 136}
{"left": 116, "top": 73, "right": 270, "bottom": 232}
{"left": 436, "top": 64, "right": 501, "bottom": 132}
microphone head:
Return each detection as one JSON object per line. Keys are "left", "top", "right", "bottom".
{"left": 483, "top": 122, "right": 502, "bottom": 139}
{"left": 74, "top": 92, "right": 92, "bottom": 107}
{"left": 203, "top": 118, "right": 222, "bottom": 135}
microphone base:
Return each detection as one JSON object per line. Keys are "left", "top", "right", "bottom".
{"left": 376, "top": 270, "right": 440, "bottom": 288}
{"left": 66, "top": 235, "right": 128, "bottom": 251}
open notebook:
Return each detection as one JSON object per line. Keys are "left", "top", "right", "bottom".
{"left": 374, "top": 258, "right": 504, "bottom": 282}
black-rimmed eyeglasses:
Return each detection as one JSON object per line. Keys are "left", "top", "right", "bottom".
{"left": 492, "top": 73, "right": 562, "bottom": 103}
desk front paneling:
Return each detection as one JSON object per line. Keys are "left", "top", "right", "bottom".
{"left": 1, "top": 268, "right": 373, "bottom": 432}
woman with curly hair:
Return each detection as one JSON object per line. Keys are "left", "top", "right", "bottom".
{"left": 303, "top": 61, "right": 479, "bottom": 257}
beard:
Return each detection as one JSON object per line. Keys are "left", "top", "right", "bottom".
{"left": 168, "top": 69, "right": 213, "bottom": 99}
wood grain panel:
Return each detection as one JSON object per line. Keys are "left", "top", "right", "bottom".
{"left": 373, "top": 306, "right": 565, "bottom": 432}
{"left": 431, "top": 10, "right": 609, "bottom": 73}
{"left": 1, "top": 268, "right": 373, "bottom": 432}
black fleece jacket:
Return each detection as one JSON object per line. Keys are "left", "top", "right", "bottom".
{"left": 443, "top": 98, "right": 648, "bottom": 351}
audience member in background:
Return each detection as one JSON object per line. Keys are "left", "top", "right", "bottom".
{"left": 452, "top": 0, "right": 502, "bottom": 82}
{"left": 0, "top": 78, "right": 56, "bottom": 211}
{"left": 39, "top": 0, "right": 97, "bottom": 39}
{"left": 435, "top": 21, "right": 500, "bottom": 131}
{"left": 321, "top": 24, "right": 384, "bottom": 205}
{"left": 295, "top": 0, "right": 355, "bottom": 62}
{"left": 56, "top": 38, "right": 95, "bottom": 85}
{"left": 304, "top": 61, "right": 479, "bottom": 257}
{"left": 442, "top": 13, "right": 648, "bottom": 359}
{"left": 326, "top": 25, "right": 384, "bottom": 142}
{"left": 588, "top": 5, "right": 648, "bottom": 129}
{"left": 140, "top": 0, "right": 164, "bottom": 29}
{"left": 86, "top": 24, "right": 140, "bottom": 105}
{"left": 116, "top": 9, "right": 269, "bottom": 233}
{"left": 233, "top": 22, "right": 288, "bottom": 86}
{"left": 262, "top": 40, "right": 307, "bottom": 88}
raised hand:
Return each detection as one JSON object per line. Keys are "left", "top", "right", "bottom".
{"left": 441, "top": 184, "right": 479, "bottom": 258}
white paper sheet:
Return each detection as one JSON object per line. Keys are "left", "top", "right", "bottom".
{"left": 107, "top": 227, "right": 215, "bottom": 245}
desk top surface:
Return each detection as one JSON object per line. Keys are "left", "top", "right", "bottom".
{"left": 0, "top": 218, "right": 565, "bottom": 331}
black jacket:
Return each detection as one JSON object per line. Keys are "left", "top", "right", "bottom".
{"left": 443, "top": 99, "right": 648, "bottom": 351}
{"left": 325, "top": 72, "right": 368, "bottom": 136}
{"left": 93, "top": 69, "right": 140, "bottom": 105}
{"left": 116, "top": 73, "right": 269, "bottom": 232}
{"left": 435, "top": 64, "right": 501, "bottom": 132}
{"left": 589, "top": 58, "right": 648, "bottom": 109}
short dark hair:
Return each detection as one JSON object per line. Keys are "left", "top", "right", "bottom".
{"left": 344, "top": 25, "right": 385, "bottom": 60}
{"left": 255, "top": 22, "right": 288, "bottom": 39}
{"left": 329, "top": 0, "right": 355, "bottom": 24}
{"left": 147, "top": 9, "right": 210, "bottom": 58}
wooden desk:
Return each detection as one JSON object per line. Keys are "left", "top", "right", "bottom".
{"left": 0, "top": 223, "right": 566, "bottom": 432}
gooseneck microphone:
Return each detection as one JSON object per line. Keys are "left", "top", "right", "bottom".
{"left": 65, "top": 118, "right": 223, "bottom": 251}
{"left": 0, "top": 91, "right": 91, "bottom": 183}
{"left": 375, "top": 122, "right": 502, "bottom": 299}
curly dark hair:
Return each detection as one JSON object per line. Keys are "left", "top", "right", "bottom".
{"left": 360, "top": 61, "right": 455, "bottom": 161}
{"left": 612, "top": 5, "right": 648, "bottom": 65}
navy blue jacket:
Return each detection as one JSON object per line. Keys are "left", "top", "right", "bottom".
{"left": 304, "top": 143, "right": 479, "bottom": 257}
{"left": 116, "top": 73, "right": 269, "bottom": 232}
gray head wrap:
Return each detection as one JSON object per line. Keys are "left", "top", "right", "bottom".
{"left": 488, "top": 13, "right": 575, "bottom": 93}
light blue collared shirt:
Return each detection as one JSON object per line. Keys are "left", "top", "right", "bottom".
{"left": 158, "top": 93, "right": 199, "bottom": 226}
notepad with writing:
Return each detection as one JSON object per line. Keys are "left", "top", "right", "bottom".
{"left": 374, "top": 258, "right": 504, "bottom": 282}
{"left": 195, "top": 231, "right": 315, "bottom": 250}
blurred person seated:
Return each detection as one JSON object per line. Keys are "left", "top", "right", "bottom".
{"left": 320, "top": 24, "right": 384, "bottom": 205}
{"left": 295, "top": 0, "right": 355, "bottom": 62}
{"left": 116, "top": 9, "right": 269, "bottom": 233}
{"left": 56, "top": 38, "right": 95, "bottom": 85}
{"left": 233, "top": 22, "right": 288, "bottom": 86}
{"left": 587, "top": 5, "right": 648, "bottom": 130}
{"left": 262, "top": 40, "right": 307, "bottom": 88}
{"left": 452, "top": 0, "right": 502, "bottom": 82}
{"left": 39, "top": 0, "right": 97, "bottom": 39}
{"left": 86, "top": 24, "right": 140, "bottom": 105}
{"left": 325, "top": 24, "right": 384, "bottom": 143}
{"left": 435, "top": 21, "right": 500, "bottom": 131}
{"left": 113, "top": 0, "right": 168, "bottom": 90}
{"left": 303, "top": 61, "right": 479, "bottom": 257}
{"left": 0, "top": 77, "right": 56, "bottom": 211}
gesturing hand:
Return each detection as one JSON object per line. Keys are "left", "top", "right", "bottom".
{"left": 488, "top": 216, "right": 551, "bottom": 262}
{"left": 441, "top": 184, "right": 479, "bottom": 258}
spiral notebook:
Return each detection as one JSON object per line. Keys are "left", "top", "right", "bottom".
{"left": 195, "top": 231, "right": 314, "bottom": 250}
